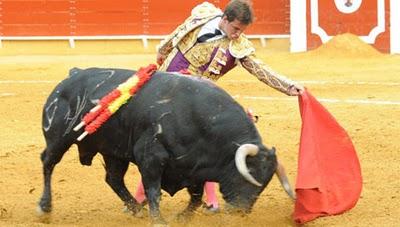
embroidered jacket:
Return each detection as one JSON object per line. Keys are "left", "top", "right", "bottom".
{"left": 157, "top": 2, "right": 295, "bottom": 95}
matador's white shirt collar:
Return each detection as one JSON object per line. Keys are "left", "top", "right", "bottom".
{"left": 198, "top": 16, "right": 225, "bottom": 42}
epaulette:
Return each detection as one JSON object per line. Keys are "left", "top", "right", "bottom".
{"left": 191, "top": 2, "right": 223, "bottom": 19}
{"left": 229, "top": 34, "right": 255, "bottom": 58}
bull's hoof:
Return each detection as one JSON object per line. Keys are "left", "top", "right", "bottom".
{"left": 36, "top": 203, "right": 51, "bottom": 215}
{"left": 152, "top": 223, "right": 169, "bottom": 227}
{"left": 202, "top": 203, "right": 220, "bottom": 214}
{"left": 37, "top": 197, "right": 52, "bottom": 213}
{"left": 176, "top": 211, "right": 193, "bottom": 223}
{"left": 224, "top": 205, "right": 249, "bottom": 216}
{"left": 151, "top": 217, "right": 168, "bottom": 227}
{"left": 123, "top": 204, "right": 147, "bottom": 218}
{"left": 36, "top": 205, "right": 52, "bottom": 223}
{"left": 134, "top": 209, "right": 145, "bottom": 218}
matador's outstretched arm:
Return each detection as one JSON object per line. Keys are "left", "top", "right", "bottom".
{"left": 240, "top": 55, "right": 302, "bottom": 96}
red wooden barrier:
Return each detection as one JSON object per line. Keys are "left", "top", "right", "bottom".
{"left": 0, "top": 0, "right": 290, "bottom": 36}
{"left": 1, "top": 0, "right": 71, "bottom": 36}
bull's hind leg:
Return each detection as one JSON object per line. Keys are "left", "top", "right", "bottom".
{"left": 177, "top": 183, "right": 204, "bottom": 222}
{"left": 102, "top": 155, "right": 143, "bottom": 216}
{"left": 37, "top": 144, "right": 69, "bottom": 215}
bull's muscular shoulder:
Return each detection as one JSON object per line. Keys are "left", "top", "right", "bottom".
{"left": 68, "top": 67, "right": 135, "bottom": 81}
{"left": 160, "top": 72, "right": 222, "bottom": 89}
{"left": 61, "top": 67, "right": 136, "bottom": 98}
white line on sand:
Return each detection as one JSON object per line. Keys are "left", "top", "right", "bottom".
{"left": 1, "top": 80, "right": 398, "bottom": 105}
{"left": 234, "top": 95, "right": 400, "bottom": 106}
{"left": 0, "top": 80, "right": 58, "bottom": 84}
{"left": 0, "top": 93, "right": 16, "bottom": 97}
{"left": 1, "top": 79, "right": 399, "bottom": 86}
{"left": 224, "top": 80, "right": 400, "bottom": 86}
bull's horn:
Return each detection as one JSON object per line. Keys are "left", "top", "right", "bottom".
{"left": 275, "top": 161, "right": 296, "bottom": 200}
{"left": 235, "top": 144, "right": 262, "bottom": 187}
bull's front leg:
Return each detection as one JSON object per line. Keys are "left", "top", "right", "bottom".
{"left": 102, "top": 155, "right": 143, "bottom": 216}
{"left": 38, "top": 146, "right": 69, "bottom": 215}
{"left": 135, "top": 137, "right": 169, "bottom": 226}
{"left": 141, "top": 177, "right": 165, "bottom": 225}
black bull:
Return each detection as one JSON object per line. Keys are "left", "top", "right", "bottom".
{"left": 38, "top": 68, "right": 294, "bottom": 225}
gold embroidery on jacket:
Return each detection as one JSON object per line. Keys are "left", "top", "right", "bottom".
{"left": 183, "top": 40, "right": 221, "bottom": 67}
{"left": 229, "top": 34, "right": 255, "bottom": 58}
{"left": 159, "top": 48, "right": 179, "bottom": 71}
{"left": 203, "top": 46, "right": 229, "bottom": 80}
{"left": 171, "top": 27, "right": 230, "bottom": 79}
{"left": 156, "top": 2, "right": 223, "bottom": 58}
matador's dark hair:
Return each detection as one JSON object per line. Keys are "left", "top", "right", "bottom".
{"left": 223, "top": 0, "right": 254, "bottom": 25}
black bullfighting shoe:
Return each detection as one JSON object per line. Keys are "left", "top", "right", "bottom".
{"left": 202, "top": 203, "right": 220, "bottom": 214}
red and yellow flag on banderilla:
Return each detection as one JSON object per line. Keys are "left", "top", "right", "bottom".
{"left": 73, "top": 64, "right": 157, "bottom": 141}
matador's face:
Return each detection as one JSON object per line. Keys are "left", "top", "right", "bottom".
{"left": 219, "top": 16, "right": 248, "bottom": 40}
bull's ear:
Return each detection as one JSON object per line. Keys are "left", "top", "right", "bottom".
{"left": 267, "top": 147, "right": 276, "bottom": 154}
{"left": 268, "top": 146, "right": 276, "bottom": 156}
{"left": 69, "top": 67, "right": 82, "bottom": 77}
{"left": 261, "top": 146, "right": 275, "bottom": 156}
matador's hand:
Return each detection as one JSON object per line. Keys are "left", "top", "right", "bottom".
{"left": 288, "top": 84, "right": 305, "bottom": 96}
{"left": 156, "top": 52, "right": 166, "bottom": 66}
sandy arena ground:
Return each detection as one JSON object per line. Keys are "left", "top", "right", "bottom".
{"left": 0, "top": 35, "right": 399, "bottom": 226}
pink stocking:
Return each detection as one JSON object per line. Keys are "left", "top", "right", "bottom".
{"left": 204, "top": 181, "right": 219, "bottom": 208}
{"left": 134, "top": 178, "right": 146, "bottom": 204}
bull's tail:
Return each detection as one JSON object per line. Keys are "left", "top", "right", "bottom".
{"left": 69, "top": 67, "right": 82, "bottom": 77}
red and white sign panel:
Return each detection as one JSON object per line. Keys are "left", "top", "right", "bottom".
{"left": 290, "top": 0, "right": 400, "bottom": 54}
